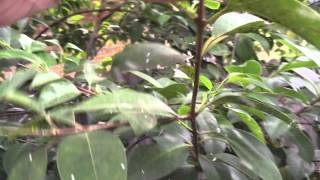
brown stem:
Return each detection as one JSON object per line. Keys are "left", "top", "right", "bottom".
{"left": 4, "top": 115, "right": 188, "bottom": 137}
{"left": 189, "top": 0, "right": 206, "bottom": 160}
{"left": 34, "top": 7, "right": 130, "bottom": 40}
{"left": 77, "top": 86, "right": 97, "bottom": 96}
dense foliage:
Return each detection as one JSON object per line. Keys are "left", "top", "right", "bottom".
{"left": 0, "top": 0, "right": 320, "bottom": 179}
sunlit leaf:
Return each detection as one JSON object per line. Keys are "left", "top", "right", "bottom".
{"left": 225, "top": 60, "right": 262, "bottom": 76}
{"left": 223, "top": 0, "right": 320, "bottom": 49}
{"left": 205, "top": 0, "right": 220, "bottom": 10}
{"left": 204, "top": 12, "right": 264, "bottom": 54}
{"left": 229, "top": 108, "right": 266, "bottom": 143}
{"left": 227, "top": 73, "right": 272, "bottom": 92}
{"left": 200, "top": 75, "right": 213, "bottom": 90}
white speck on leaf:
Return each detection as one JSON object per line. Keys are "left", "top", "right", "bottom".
{"left": 28, "top": 153, "right": 32, "bottom": 162}
{"left": 121, "top": 163, "right": 126, "bottom": 170}
{"left": 145, "top": 52, "right": 151, "bottom": 63}
{"left": 212, "top": 157, "right": 217, "bottom": 162}
{"left": 71, "top": 174, "right": 75, "bottom": 180}
{"left": 141, "top": 169, "right": 145, "bottom": 175}
{"left": 217, "top": 128, "right": 221, "bottom": 133}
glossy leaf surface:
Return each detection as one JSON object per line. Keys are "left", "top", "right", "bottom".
{"left": 57, "top": 131, "right": 127, "bottom": 180}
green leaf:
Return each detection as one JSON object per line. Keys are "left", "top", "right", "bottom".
{"left": 0, "top": 49, "right": 46, "bottom": 68}
{"left": 67, "top": 15, "right": 85, "bottom": 24}
{"left": 211, "top": 12, "right": 264, "bottom": 39}
{"left": 277, "top": 37, "right": 320, "bottom": 67}
{"left": 199, "top": 154, "right": 260, "bottom": 180}
{"left": 196, "top": 110, "right": 226, "bottom": 154}
{"left": 212, "top": 92, "right": 294, "bottom": 124}
{"left": 234, "top": 34, "right": 258, "bottom": 62}
{"left": 0, "top": 70, "right": 35, "bottom": 98}
{"left": 200, "top": 75, "right": 213, "bottom": 90}
{"left": 129, "top": 70, "right": 163, "bottom": 88}
{"left": 205, "top": 0, "right": 221, "bottom": 10}
{"left": 49, "top": 107, "right": 76, "bottom": 126}
{"left": 128, "top": 143, "right": 189, "bottom": 180}
{"left": 227, "top": 73, "right": 272, "bottom": 92}
{"left": 65, "top": 43, "right": 83, "bottom": 52}
{"left": 263, "top": 117, "right": 314, "bottom": 163}
{"left": 209, "top": 43, "right": 231, "bottom": 56}
{"left": 214, "top": 153, "right": 260, "bottom": 180}
{"left": 111, "top": 43, "right": 186, "bottom": 82}
{"left": 224, "top": 0, "right": 320, "bottom": 49}
{"left": 273, "top": 87, "right": 308, "bottom": 103}
{"left": 8, "top": 147, "right": 47, "bottom": 180}
{"left": 157, "top": 14, "right": 171, "bottom": 25}
{"left": 3, "top": 144, "right": 32, "bottom": 174}
{"left": 3, "top": 90, "right": 43, "bottom": 114}
{"left": 204, "top": 12, "right": 264, "bottom": 54}
{"left": 19, "top": 34, "right": 47, "bottom": 52}
{"left": 83, "top": 61, "right": 100, "bottom": 87}
{"left": 74, "top": 89, "right": 175, "bottom": 116}
{"left": 285, "top": 128, "right": 314, "bottom": 163}
{"left": 199, "top": 155, "right": 226, "bottom": 180}
{"left": 57, "top": 131, "right": 127, "bottom": 180}
{"left": 225, "top": 128, "right": 282, "bottom": 180}
{"left": 30, "top": 72, "right": 61, "bottom": 89}
{"left": 39, "top": 80, "right": 81, "bottom": 108}
{"left": 229, "top": 108, "right": 265, "bottom": 143}
{"left": 225, "top": 60, "right": 262, "bottom": 76}
{"left": 156, "top": 83, "right": 189, "bottom": 99}
{"left": 278, "top": 60, "right": 318, "bottom": 73}
{"left": 112, "top": 113, "right": 157, "bottom": 135}
{"left": 159, "top": 166, "right": 198, "bottom": 180}
{"left": 245, "top": 33, "right": 271, "bottom": 52}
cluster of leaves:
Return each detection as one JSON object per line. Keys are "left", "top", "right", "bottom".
{"left": 0, "top": 0, "right": 320, "bottom": 180}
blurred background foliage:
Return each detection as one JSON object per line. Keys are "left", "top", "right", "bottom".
{"left": 0, "top": 0, "right": 320, "bottom": 179}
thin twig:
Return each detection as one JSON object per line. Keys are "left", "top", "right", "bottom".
{"left": 0, "top": 110, "right": 29, "bottom": 117}
{"left": 86, "top": 2, "right": 131, "bottom": 57}
{"left": 0, "top": 113, "right": 189, "bottom": 137}
{"left": 11, "top": 122, "right": 129, "bottom": 137}
{"left": 34, "top": 8, "right": 130, "bottom": 40}
{"left": 126, "top": 135, "right": 150, "bottom": 153}
{"left": 189, "top": 0, "right": 206, "bottom": 160}
{"left": 77, "top": 86, "right": 97, "bottom": 96}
